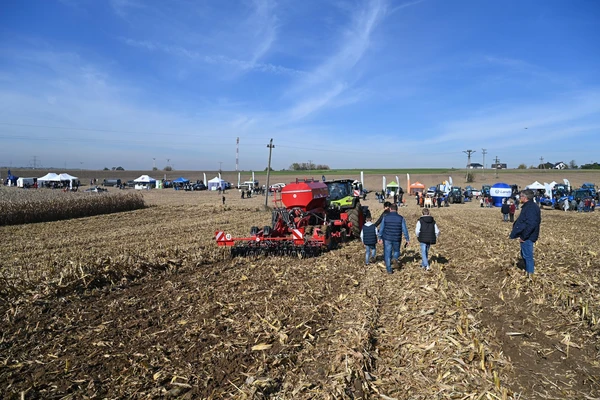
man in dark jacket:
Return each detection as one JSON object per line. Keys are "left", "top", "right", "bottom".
{"left": 510, "top": 189, "right": 541, "bottom": 277}
{"left": 415, "top": 208, "right": 439, "bottom": 271}
{"left": 374, "top": 201, "right": 391, "bottom": 227}
{"left": 378, "top": 204, "right": 410, "bottom": 274}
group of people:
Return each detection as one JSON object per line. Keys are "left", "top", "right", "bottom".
{"left": 361, "top": 189, "right": 542, "bottom": 279}
{"left": 416, "top": 191, "right": 448, "bottom": 208}
{"left": 561, "top": 197, "right": 596, "bottom": 212}
{"left": 360, "top": 201, "right": 439, "bottom": 274}
{"left": 375, "top": 190, "right": 404, "bottom": 205}
{"left": 500, "top": 199, "right": 517, "bottom": 222}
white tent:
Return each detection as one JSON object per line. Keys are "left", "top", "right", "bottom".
{"left": 526, "top": 181, "right": 545, "bottom": 190}
{"left": 208, "top": 176, "right": 226, "bottom": 190}
{"left": 133, "top": 175, "right": 157, "bottom": 183}
{"left": 38, "top": 172, "right": 60, "bottom": 183}
{"left": 59, "top": 173, "right": 78, "bottom": 181}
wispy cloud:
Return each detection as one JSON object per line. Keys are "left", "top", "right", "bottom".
{"left": 110, "top": 0, "right": 145, "bottom": 18}
{"left": 122, "top": 38, "right": 303, "bottom": 76}
{"left": 432, "top": 90, "right": 600, "bottom": 147}
{"left": 246, "top": 0, "right": 278, "bottom": 64}
{"left": 280, "top": 0, "right": 389, "bottom": 120}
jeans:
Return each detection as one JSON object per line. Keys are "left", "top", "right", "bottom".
{"left": 509, "top": 213, "right": 514, "bottom": 222}
{"left": 503, "top": 213, "right": 509, "bottom": 222}
{"left": 520, "top": 240, "right": 535, "bottom": 274}
{"left": 365, "top": 245, "right": 376, "bottom": 264}
{"left": 419, "top": 242, "right": 430, "bottom": 268}
{"left": 384, "top": 240, "right": 400, "bottom": 273}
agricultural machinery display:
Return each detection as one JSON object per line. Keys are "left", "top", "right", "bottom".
{"left": 215, "top": 178, "right": 369, "bottom": 257}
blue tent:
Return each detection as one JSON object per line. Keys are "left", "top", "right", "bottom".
{"left": 173, "top": 177, "right": 190, "bottom": 183}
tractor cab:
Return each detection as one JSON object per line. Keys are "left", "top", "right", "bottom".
{"left": 325, "top": 179, "right": 369, "bottom": 237}
{"left": 325, "top": 179, "right": 357, "bottom": 207}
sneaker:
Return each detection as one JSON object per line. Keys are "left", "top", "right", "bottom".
{"left": 425, "top": 266, "right": 431, "bottom": 272}
{"left": 387, "top": 270, "right": 394, "bottom": 275}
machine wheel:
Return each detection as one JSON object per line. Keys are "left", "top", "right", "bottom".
{"left": 449, "top": 197, "right": 454, "bottom": 204}
{"left": 346, "top": 205, "right": 363, "bottom": 237}
{"left": 460, "top": 196, "right": 464, "bottom": 204}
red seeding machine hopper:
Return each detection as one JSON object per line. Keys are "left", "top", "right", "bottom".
{"left": 215, "top": 178, "right": 369, "bottom": 257}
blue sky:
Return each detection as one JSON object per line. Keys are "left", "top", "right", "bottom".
{"left": 1, "top": 0, "right": 599, "bottom": 171}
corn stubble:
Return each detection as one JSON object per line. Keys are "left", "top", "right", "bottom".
{"left": 0, "top": 191, "right": 599, "bottom": 399}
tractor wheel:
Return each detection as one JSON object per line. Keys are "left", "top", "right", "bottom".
{"left": 346, "top": 205, "right": 363, "bottom": 237}
{"left": 449, "top": 197, "right": 454, "bottom": 204}
{"left": 460, "top": 196, "right": 464, "bottom": 204}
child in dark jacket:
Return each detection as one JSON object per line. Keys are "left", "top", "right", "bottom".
{"left": 501, "top": 201, "right": 510, "bottom": 222}
{"left": 360, "top": 216, "right": 378, "bottom": 265}
{"left": 415, "top": 209, "right": 440, "bottom": 271}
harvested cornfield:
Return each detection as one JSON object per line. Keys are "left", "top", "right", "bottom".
{"left": 1, "top": 178, "right": 599, "bottom": 399}
{"left": 0, "top": 188, "right": 145, "bottom": 226}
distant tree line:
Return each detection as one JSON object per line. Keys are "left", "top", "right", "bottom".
{"left": 103, "top": 166, "right": 125, "bottom": 171}
{"left": 289, "top": 162, "right": 330, "bottom": 171}
{"left": 581, "top": 162, "right": 600, "bottom": 169}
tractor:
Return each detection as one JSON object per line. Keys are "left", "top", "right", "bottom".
{"left": 215, "top": 178, "right": 369, "bottom": 257}
{"left": 324, "top": 179, "right": 370, "bottom": 237}
{"left": 447, "top": 186, "right": 464, "bottom": 204}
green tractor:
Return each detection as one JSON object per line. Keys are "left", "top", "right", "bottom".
{"left": 324, "top": 179, "right": 370, "bottom": 237}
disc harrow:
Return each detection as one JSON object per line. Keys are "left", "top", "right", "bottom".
{"left": 215, "top": 178, "right": 369, "bottom": 258}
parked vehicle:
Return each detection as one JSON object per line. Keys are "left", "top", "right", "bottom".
{"left": 103, "top": 178, "right": 122, "bottom": 187}
{"left": 447, "top": 187, "right": 464, "bottom": 204}
{"left": 269, "top": 183, "right": 286, "bottom": 192}
{"left": 85, "top": 186, "right": 108, "bottom": 193}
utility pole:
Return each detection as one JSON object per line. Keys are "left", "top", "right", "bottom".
{"left": 539, "top": 156, "right": 544, "bottom": 170}
{"left": 218, "top": 161, "right": 222, "bottom": 173}
{"left": 494, "top": 156, "right": 500, "bottom": 179}
{"left": 236, "top": 137, "right": 239, "bottom": 172}
{"left": 463, "top": 149, "right": 476, "bottom": 168}
{"left": 481, "top": 149, "right": 487, "bottom": 181}
{"left": 463, "top": 150, "right": 475, "bottom": 182}
{"left": 153, "top": 158, "right": 156, "bottom": 170}
{"left": 264, "top": 139, "right": 275, "bottom": 209}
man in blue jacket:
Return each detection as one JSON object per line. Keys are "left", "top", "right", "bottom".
{"left": 378, "top": 203, "right": 410, "bottom": 274}
{"left": 510, "top": 189, "right": 541, "bottom": 278}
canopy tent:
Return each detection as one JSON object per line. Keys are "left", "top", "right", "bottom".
{"left": 207, "top": 176, "right": 226, "bottom": 190}
{"left": 58, "top": 173, "right": 78, "bottom": 181}
{"left": 134, "top": 175, "right": 157, "bottom": 183}
{"left": 409, "top": 181, "right": 426, "bottom": 194}
{"left": 173, "top": 177, "right": 190, "bottom": 184}
{"left": 38, "top": 172, "right": 61, "bottom": 183}
{"left": 526, "top": 181, "right": 545, "bottom": 190}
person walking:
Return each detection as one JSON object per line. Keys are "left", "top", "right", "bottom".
{"left": 501, "top": 200, "right": 510, "bottom": 222}
{"left": 510, "top": 189, "right": 541, "bottom": 278}
{"left": 415, "top": 208, "right": 439, "bottom": 271}
{"left": 360, "top": 216, "right": 378, "bottom": 266}
{"left": 374, "top": 201, "right": 391, "bottom": 227}
{"left": 509, "top": 199, "right": 516, "bottom": 222}
{"left": 378, "top": 203, "right": 410, "bottom": 274}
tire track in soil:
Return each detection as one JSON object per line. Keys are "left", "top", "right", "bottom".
{"left": 441, "top": 210, "right": 600, "bottom": 399}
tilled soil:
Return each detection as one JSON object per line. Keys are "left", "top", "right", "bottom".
{"left": 1, "top": 191, "right": 599, "bottom": 399}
